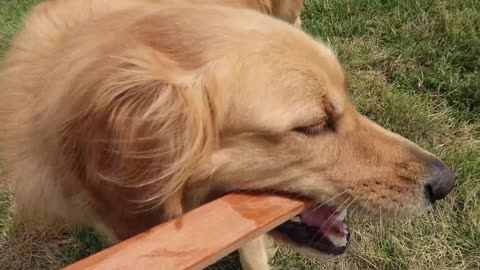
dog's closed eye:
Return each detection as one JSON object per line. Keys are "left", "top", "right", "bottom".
{"left": 293, "top": 118, "right": 336, "bottom": 136}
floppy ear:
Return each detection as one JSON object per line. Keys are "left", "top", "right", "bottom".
{"left": 58, "top": 46, "right": 219, "bottom": 218}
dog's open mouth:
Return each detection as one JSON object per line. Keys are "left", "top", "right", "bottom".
{"left": 273, "top": 204, "right": 350, "bottom": 255}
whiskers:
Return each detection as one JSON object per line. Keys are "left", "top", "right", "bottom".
{"left": 318, "top": 195, "right": 358, "bottom": 240}
{"left": 308, "top": 195, "right": 357, "bottom": 247}
{"left": 307, "top": 188, "right": 352, "bottom": 213}
{"left": 350, "top": 193, "right": 372, "bottom": 218}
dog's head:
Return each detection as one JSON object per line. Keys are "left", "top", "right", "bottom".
{"left": 52, "top": 6, "right": 454, "bottom": 255}
{"left": 189, "top": 28, "right": 455, "bottom": 254}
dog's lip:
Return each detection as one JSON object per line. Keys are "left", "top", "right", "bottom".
{"left": 273, "top": 204, "right": 350, "bottom": 255}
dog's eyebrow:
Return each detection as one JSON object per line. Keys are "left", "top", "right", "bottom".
{"left": 324, "top": 92, "right": 345, "bottom": 121}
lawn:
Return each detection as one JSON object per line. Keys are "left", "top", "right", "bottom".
{"left": 0, "top": 0, "right": 479, "bottom": 269}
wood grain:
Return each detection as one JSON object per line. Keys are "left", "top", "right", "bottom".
{"left": 62, "top": 194, "right": 304, "bottom": 270}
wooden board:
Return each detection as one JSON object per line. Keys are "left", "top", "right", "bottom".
{"left": 62, "top": 194, "right": 304, "bottom": 270}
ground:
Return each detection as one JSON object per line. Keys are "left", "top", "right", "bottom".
{"left": 0, "top": 0, "right": 479, "bottom": 269}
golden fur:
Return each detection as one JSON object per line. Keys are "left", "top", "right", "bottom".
{"left": 0, "top": 0, "right": 452, "bottom": 269}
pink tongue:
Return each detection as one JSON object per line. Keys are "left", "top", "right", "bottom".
{"left": 300, "top": 206, "right": 345, "bottom": 236}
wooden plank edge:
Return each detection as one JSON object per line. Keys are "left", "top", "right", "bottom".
{"left": 62, "top": 193, "right": 305, "bottom": 270}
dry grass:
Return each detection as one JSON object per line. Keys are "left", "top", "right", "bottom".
{"left": 1, "top": 0, "right": 479, "bottom": 269}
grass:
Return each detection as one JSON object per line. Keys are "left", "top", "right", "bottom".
{"left": 0, "top": 0, "right": 479, "bottom": 269}
{"left": 0, "top": 0, "right": 42, "bottom": 55}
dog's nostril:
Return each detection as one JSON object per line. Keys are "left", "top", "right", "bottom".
{"left": 425, "top": 159, "right": 455, "bottom": 203}
{"left": 424, "top": 184, "right": 435, "bottom": 204}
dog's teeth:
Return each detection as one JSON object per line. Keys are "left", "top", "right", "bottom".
{"left": 290, "top": 216, "right": 301, "bottom": 223}
{"left": 327, "top": 234, "right": 348, "bottom": 247}
{"left": 337, "top": 209, "right": 347, "bottom": 221}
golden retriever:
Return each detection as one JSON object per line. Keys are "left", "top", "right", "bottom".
{"left": 0, "top": 0, "right": 454, "bottom": 269}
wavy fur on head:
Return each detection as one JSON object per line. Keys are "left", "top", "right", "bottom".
{"left": 57, "top": 47, "right": 221, "bottom": 214}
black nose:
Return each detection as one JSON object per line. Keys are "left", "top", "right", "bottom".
{"left": 425, "top": 159, "right": 455, "bottom": 203}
